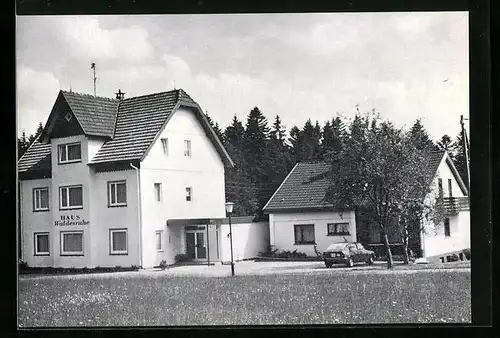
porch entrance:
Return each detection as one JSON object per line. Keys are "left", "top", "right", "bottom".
{"left": 185, "top": 226, "right": 207, "bottom": 260}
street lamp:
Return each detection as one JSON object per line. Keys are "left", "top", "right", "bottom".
{"left": 225, "top": 202, "right": 235, "bottom": 276}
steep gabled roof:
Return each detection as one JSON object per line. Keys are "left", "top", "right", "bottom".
{"left": 40, "top": 91, "right": 120, "bottom": 141}
{"left": 61, "top": 91, "right": 120, "bottom": 138}
{"left": 263, "top": 150, "right": 468, "bottom": 212}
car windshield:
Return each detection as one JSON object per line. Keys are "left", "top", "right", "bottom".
{"left": 326, "top": 243, "right": 348, "bottom": 251}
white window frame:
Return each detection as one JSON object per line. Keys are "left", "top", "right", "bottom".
{"left": 33, "top": 187, "right": 49, "bottom": 211}
{"left": 108, "top": 180, "right": 127, "bottom": 207}
{"left": 60, "top": 231, "right": 84, "bottom": 256}
{"left": 161, "top": 138, "right": 169, "bottom": 156}
{"left": 34, "top": 232, "right": 50, "bottom": 256}
{"left": 156, "top": 230, "right": 164, "bottom": 252}
{"left": 59, "top": 185, "right": 83, "bottom": 210}
{"left": 58, "top": 142, "right": 82, "bottom": 164}
{"left": 109, "top": 228, "right": 128, "bottom": 255}
{"left": 154, "top": 183, "right": 162, "bottom": 202}
{"left": 294, "top": 224, "right": 316, "bottom": 245}
{"left": 184, "top": 140, "right": 191, "bottom": 157}
{"left": 327, "top": 222, "right": 350, "bottom": 236}
{"left": 185, "top": 187, "right": 192, "bottom": 202}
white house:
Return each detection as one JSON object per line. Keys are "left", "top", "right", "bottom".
{"left": 18, "top": 89, "right": 266, "bottom": 269}
{"left": 263, "top": 151, "right": 470, "bottom": 262}
{"left": 263, "top": 162, "right": 357, "bottom": 257}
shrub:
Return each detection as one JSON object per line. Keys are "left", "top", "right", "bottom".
{"left": 18, "top": 260, "right": 28, "bottom": 271}
{"left": 313, "top": 245, "right": 322, "bottom": 258}
{"left": 158, "top": 260, "right": 168, "bottom": 270}
{"left": 462, "top": 249, "right": 471, "bottom": 260}
{"left": 258, "top": 248, "right": 278, "bottom": 257}
{"left": 174, "top": 254, "right": 188, "bottom": 263}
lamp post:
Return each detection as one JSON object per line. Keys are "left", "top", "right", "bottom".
{"left": 225, "top": 202, "right": 235, "bottom": 276}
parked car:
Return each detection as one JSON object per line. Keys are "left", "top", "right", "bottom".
{"left": 322, "top": 242, "right": 375, "bottom": 268}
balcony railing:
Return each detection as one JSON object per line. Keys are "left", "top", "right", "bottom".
{"left": 442, "top": 197, "right": 470, "bottom": 214}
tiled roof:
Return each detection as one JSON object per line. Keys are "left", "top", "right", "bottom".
{"left": 17, "top": 136, "right": 51, "bottom": 177}
{"left": 90, "top": 90, "right": 180, "bottom": 164}
{"left": 424, "top": 150, "right": 445, "bottom": 186}
{"left": 263, "top": 162, "right": 334, "bottom": 211}
{"left": 264, "top": 150, "right": 454, "bottom": 212}
{"left": 61, "top": 91, "right": 119, "bottom": 138}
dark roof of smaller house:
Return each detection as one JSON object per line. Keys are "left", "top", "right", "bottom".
{"left": 263, "top": 150, "right": 467, "bottom": 212}
{"left": 61, "top": 91, "right": 120, "bottom": 138}
{"left": 17, "top": 136, "right": 52, "bottom": 176}
{"left": 263, "top": 161, "right": 334, "bottom": 212}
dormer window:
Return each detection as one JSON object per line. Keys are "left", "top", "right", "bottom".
{"left": 64, "top": 112, "right": 72, "bottom": 122}
{"left": 58, "top": 142, "right": 82, "bottom": 164}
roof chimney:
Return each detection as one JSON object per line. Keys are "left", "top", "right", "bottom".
{"left": 115, "top": 89, "right": 125, "bottom": 100}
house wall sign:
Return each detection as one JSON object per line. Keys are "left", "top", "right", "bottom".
{"left": 54, "top": 215, "right": 89, "bottom": 226}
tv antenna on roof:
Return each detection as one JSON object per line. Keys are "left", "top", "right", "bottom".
{"left": 90, "top": 62, "right": 97, "bottom": 96}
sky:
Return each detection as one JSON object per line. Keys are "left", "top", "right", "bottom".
{"left": 16, "top": 12, "right": 469, "bottom": 141}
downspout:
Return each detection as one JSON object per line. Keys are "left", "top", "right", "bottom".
{"left": 130, "top": 163, "right": 143, "bottom": 268}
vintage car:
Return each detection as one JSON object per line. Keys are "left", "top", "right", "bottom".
{"left": 322, "top": 242, "right": 375, "bottom": 268}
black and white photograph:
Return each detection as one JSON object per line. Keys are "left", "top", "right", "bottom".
{"left": 16, "top": 10, "right": 476, "bottom": 327}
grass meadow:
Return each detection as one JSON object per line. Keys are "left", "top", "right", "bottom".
{"left": 18, "top": 269, "right": 470, "bottom": 327}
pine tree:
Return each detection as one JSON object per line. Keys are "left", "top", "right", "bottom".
{"left": 409, "top": 119, "right": 435, "bottom": 151}
{"left": 270, "top": 115, "right": 286, "bottom": 143}
{"left": 243, "top": 107, "right": 271, "bottom": 210}
{"left": 17, "top": 131, "right": 29, "bottom": 159}
{"left": 322, "top": 117, "right": 345, "bottom": 159}
{"left": 224, "top": 115, "right": 245, "bottom": 146}
{"left": 288, "top": 125, "right": 304, "bottom": 163}
{"left": 223, "top": 116, "right": 258, "bottom": 216}
{"left": 263, "top": 115, "right": 294, "bottom": 211}
{"left": 436, "top": 134, "right": 455, "bottom": 158}
{"left": 205, "top": 112, "right": 223, "bottom": 141}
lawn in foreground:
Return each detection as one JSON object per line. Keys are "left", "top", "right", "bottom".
{"left": 18, "top": 270, "right": 470, "bottom": 326}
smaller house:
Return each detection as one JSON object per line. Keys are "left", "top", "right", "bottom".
{"left": 263, "top": 150, "right": 470, "bottom": 262}
{"left": 263, "top": 162, "right": 357, "bottom": 257}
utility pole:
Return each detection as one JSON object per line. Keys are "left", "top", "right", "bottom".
{"left": 91, "top": 62, "right": 97, "bottom": 96}
{"left": 460, "top": 115, "right": 470, "bottom": 197}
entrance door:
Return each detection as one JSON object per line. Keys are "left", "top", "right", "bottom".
{"left": 185, "top": 230, "right": 206, "bottom": 260}
{"left": 196, "top": 232, "right": 206, "bottom": 259}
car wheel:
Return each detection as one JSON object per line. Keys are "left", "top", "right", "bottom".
{"left": 346, "top": 258, "right": 354, "bottom": 268}
{"left": 367, "top": 255, "right": 374, "bottom": 265}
